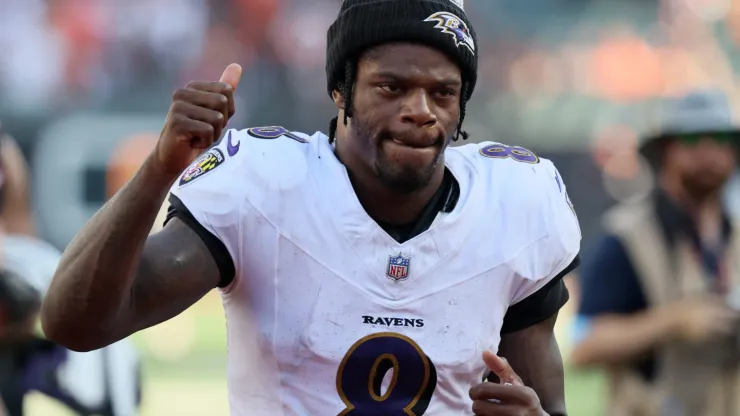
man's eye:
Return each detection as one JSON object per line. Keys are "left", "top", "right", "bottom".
{"left": 437, "top": 89, "right": 455, "bottom": 98}
{"left": 379, "top": 84, "right": 400, "bottom": 93}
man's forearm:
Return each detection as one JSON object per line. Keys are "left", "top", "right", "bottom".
{"left": 41, "top": 156, "right": 175, "bottom": 350}
{"left": 534, "top": 335, "right": 567, "bottom": 416}
{"left": 570, "top": 308, "right": 677, "bottom": 367}
{"left": 499, "top": 315, "right": 567, "bottom": 416}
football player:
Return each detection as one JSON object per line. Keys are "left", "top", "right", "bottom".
{"left": 0, "top": 237, "right": 142, "bottom": 416}
{"left": 0, "top": 124, "right": 141, "bottom": 416}
{"left": 41, "top": 0, "right": 580, "bottom": 415}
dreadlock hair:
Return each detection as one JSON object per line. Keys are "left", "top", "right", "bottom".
{"left": 328, "top": 59, "right": 471, "bottom": 144}
{"left": 456, "top": 82, "right": 470, "bottom": 142}
{"left": 329, "top": 59, "right": 357, "bottom": 144}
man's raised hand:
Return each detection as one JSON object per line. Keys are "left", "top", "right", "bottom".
{"left": 153, "top": 63, "right": 243, "bottom": 176}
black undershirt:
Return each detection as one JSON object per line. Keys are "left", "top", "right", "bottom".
{"left": 166, "top": 168, "right": 576, "bottom": 334}
{"left": 375, "top": 168, "right": 459, "bottom": 244}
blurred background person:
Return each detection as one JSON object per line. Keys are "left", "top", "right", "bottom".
{"left": 0, "top": 253, "right": 142, "bottom": 416}
{"left": 0, "top": 126, "right": 141, "bottom": 416}
{"left": 0, "top": 126, "right": 35, "bottom": 238}
{"left": 570, "top": 90, "right": 740, "bottom": 416}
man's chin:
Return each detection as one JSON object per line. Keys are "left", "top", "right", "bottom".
{"left": 376, "top": 163, "right": 438, "bottom": 194}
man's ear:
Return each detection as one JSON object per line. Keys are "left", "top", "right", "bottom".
{"left": 332, "top": 89, "right": 345, "bottom": 110}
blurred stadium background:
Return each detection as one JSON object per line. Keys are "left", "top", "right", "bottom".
{"left": 6, "top": 0, "right": 740, "bottom": 414}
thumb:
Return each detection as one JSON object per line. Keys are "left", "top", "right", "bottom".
{"left": 219, "top": 63, "right": 243, "bottom": 91}
{"left": 483, "top": 350, "right": 523, "bottom": 386}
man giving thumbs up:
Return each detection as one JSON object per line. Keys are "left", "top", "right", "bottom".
{"left": 41, "top": 0, "right": 580, "bottom": 414}
{"left": 41, "top": 64, "right": 243, "bottom": 352}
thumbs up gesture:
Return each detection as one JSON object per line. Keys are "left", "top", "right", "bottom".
{"left": 153, "top": 63, "right": 243, "bottom": 176}
{"left": 468, "top": 350, "right": 546, "bottom": 415}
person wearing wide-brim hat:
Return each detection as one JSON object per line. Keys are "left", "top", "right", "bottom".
{"left": 571, "top": 90, "right": 740, "bottom": 416}
{"left": 640, "top": 89, "right": 740, "bottom": 171}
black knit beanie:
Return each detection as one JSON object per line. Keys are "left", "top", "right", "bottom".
{"left": 326, "top": 0, "right": 478, "bottom": 102}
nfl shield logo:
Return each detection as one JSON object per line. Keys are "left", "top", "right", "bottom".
{"left": 387, "top": 253, "right": 411, "bottom": 282}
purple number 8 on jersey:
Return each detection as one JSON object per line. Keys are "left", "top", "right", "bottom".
{"left": 337, "top": 332, "right": 437, "bottom": 415}
{"left": 479, "top": 144, "right": 539, "bottom": 164}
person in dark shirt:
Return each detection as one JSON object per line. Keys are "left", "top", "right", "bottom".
{"left": 572, "top": 197, "right": 735, "bottom": 380}
{"left": 570, "top": 91, "right": 740, "bottom": 409}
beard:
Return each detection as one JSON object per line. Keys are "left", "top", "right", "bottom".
{"left": 681, "top": 170, "right": 729, "bottom": 200}
{"left": 351, "top": 112, "right": 447, "bottom": 194}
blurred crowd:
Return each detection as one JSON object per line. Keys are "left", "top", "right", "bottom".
{"left": 6, "top": 1, "right": 740, "bottom": 247}
{"left": 6, "top": 0, "right": 740, "bottom": 137}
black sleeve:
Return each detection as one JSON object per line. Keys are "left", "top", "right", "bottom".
{"left": 164, "top": 194, "right": 235, "bottom": 288}
{"left": 500, "top": 256, "right": 580, "bottom": 334}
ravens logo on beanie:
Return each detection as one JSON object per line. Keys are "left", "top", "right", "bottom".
{"left": 326, "top": 0, "right": 478, "bottom": 101}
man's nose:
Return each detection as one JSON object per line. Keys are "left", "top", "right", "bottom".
{"left": 400, "top": 90, "right": 437, "bottom": 128}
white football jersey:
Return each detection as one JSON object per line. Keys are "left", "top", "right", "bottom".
{"left": 169, "top": 127, "right": 581, "bottom": 416}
